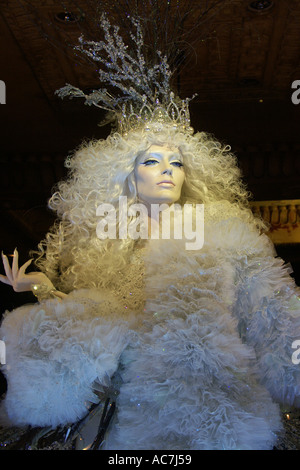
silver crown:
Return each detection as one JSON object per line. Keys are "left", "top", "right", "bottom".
{"left": 118, "top": 93, "right": 194, "bottom": 135}
{"left": 56, "top": 14, "right": 195, "bottom": 135}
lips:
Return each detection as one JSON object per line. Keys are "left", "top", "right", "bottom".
{"left": 157, "top": 180, "right": 175, "bottom": 186}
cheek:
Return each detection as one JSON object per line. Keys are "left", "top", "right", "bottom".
{"left": 177, "top": 171, "right": 185, "bottom": 188}
{"left": 136, "top": 167, "right": 156, "bottom": 188}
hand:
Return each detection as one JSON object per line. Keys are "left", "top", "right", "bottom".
{"left": 0, "top": 248, "right": 55, "bottom": 293}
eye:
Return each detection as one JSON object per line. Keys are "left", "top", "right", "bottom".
{"left": 142, "top": 159, "right": 159, "bottom": 166}
{"left": 171, "top": 161, "right": 184, "bottom": 168}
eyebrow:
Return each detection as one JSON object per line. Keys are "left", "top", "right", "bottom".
{"left": 146, "top": 151, "right": 182, "bottom": 160}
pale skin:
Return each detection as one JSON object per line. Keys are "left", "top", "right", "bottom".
{"left": 135, "top": 144, "right": 185, "bottom": 235}
{"left": 0, "top": 145, "right": 184, "bottom": 298}
{"left": 0, "top": 249, "right": 67, "bottom": 299}
{"left": 135, "top": 144, "right": 185, "bottom": 206}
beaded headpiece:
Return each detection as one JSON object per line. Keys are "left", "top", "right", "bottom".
{"left": 56, "top": 14, "right": 195, "bottom": 135}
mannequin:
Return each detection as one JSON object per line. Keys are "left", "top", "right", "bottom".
{"left": 1, "top": 124, "right": 300, "bottom": 450}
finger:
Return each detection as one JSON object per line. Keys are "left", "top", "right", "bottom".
{"left": 0, "top": 274, "right": 12, "bottom": 286}
{"left": 1, "top": 252, "right": 13, "bottom": 283}
{"left": 12, "top": 248, "right": 19, "bottom": 280}
{"left": 18, "top": 259, "right": 33, "bottom": 278}
{"left": 54, "top": 291, "right": 68, "bottom": 299}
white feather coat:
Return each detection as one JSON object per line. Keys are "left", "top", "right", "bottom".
{"left": 1, "top": 205, "right": 300, "bottom": 450}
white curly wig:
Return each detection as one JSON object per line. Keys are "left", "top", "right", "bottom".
{"left": 32, "top": 124, "right": 265, "bottom": 292}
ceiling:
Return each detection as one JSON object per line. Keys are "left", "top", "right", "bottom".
{"left": 0, "top": 1, "right": 300, "bottom": 269}
{"left": 0, "top": 0, "right": 300, "bottom": 151}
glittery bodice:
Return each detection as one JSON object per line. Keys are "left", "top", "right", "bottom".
{"left": 110, "top": 245, "right": 146, "bottom": 315}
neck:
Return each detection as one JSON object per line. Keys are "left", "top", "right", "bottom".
{"left": 146, "top": 204, "right": 179, "bottom": 240}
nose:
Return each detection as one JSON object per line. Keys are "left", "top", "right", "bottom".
{"left": 162, "top": 164, "right": 173, "bottom": 176}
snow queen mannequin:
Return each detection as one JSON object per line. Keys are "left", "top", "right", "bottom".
{"left": 1, "top": 14, "right": 300, "bottom": 450}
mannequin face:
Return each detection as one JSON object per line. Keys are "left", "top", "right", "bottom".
{"left": 134, "top": 144, "right": 185, "bottom": 206}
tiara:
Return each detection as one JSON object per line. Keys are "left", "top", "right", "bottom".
{"left": 116, "top": 92, "right": 195, "bottom": 135}
{"left": 56, "top": 14, "right": 195, "bottom": 135}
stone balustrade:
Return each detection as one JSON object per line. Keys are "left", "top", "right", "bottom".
{"left": 250, "top": 200, "right": 300, "bottom": 244}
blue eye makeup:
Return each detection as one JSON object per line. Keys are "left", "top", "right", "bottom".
{"left": 141, "top": 158, "right": 184, "bottom": 167}
{"left": 142, "top": 159, "right": 159, "bottom": 165}
{"left": 171, "top": 161, "right": 184, "bottom": 167}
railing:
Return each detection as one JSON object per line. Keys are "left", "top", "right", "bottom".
{"left": 250, "top": 200, "right": 300, "bottom": 244}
